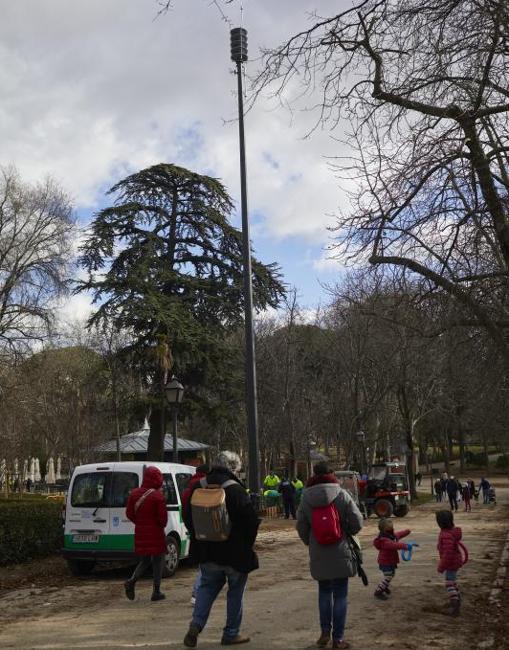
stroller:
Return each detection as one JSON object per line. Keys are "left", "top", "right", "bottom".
{"left": 488, "top": 487, "right": 497, "bottom": 504}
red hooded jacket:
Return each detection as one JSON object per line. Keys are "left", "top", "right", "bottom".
{"left": 181, "top": 470, "right": 207, "bottom": 512}
{"left": 373, "top": 529, "right": 411, "bottom": 566}
{"left": 437, "top": 526, "right": 467, "bottom": 573}
{"left": 126, "top": 466, "right": 168, "bottom": 556}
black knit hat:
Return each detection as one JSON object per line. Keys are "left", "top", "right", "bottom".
{"left": 436, "top": 509, "right": 454, "bottom": 529}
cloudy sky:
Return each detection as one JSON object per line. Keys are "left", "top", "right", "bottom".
{"left": 1, "top": 0, "right": 351, "bottom": 322}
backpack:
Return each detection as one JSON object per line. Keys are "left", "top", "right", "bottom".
{"left": 311, "top": 502, "right": 342, "bottom": 545}
{"left": 190, "top": 478, "right": 237, "bottom": 542}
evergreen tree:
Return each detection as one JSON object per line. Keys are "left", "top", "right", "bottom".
{"left": 78, "top": 163, "right": 285, "bottom": 459}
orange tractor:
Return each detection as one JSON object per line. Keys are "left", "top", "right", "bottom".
{"left": 358, "top": 462, "right": 410, "bottom": 518}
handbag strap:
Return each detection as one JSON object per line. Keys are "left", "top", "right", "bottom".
{"left": 134, "top": 488, "right": 155, "bottom": 513}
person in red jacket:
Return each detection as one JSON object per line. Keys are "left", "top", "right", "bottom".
{"left": 181, "top": 464, "right": 210, "bottom": 605}
{"left": 373, "top": 519, "right": 411, "bottom": 600}
{"left": 124, "top": 466, "right": 168, "bottom": 602}
{"left": 436, "top": 510, "right": 468, "bottom": 616}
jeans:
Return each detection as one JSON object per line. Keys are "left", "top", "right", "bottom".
{"left": 483, "top": 491, "right": 490, "bottom": 504}
{"left": 318, "top": 578, "right": 349, "bottom": 642}
{"left": 283, "top": 498, "right": 296, "bottom": 519}
{"left": 445, "top": 570, "right": 457, "bottom": 581}
{"left": 192, "top": 562, "right": 248, "bottom": 640}
{"left": 448, "top": 495, "right": 458, "bottom": 510}
{"left": 192, "top": 567, "right": 202, "bottom": 598}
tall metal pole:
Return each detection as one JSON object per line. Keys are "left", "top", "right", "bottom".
{"left": 172, "top": 407, "right": 179, "bottom": 464}
{"left": 230, "top": 28, "right": 260, "bottom": 494}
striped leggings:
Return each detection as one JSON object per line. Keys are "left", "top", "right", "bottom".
{"left": 377, "top": 565, "right": 396, "bottom": 592}
{"left": 445, "top": 570, "right": 460, "bottom": 601}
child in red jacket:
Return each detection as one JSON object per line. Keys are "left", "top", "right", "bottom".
{"left": 124, "top": 466, "right": 168, "bottom": 602}
{"left": 373, "top": 519, "right": 411, "bottom": 600}
{"left": 436, "top": 510, "right": 468, "bottom": 616}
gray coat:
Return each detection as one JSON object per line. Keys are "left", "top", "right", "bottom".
{"left": 296, "top": 481, "right": 363, "bottom": 581}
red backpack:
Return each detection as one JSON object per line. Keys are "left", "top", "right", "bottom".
{"left": 312, "top": 502, "right": 342, "bottom": 545}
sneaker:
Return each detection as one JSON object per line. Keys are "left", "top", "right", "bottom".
{"left": 220, "top": 635, "right": 250, "bottom": 645}
{"left": 184, "top": 624, "right": 201, "bottom": 648}
{"left": 384, "top": 587, "right": 391, "bottom": 595}
{"left": 151, "top": 590, "right": 166, "bottom": 602}
{"left": 374, "top": 590, "right": 389, "bottom": 600}
{"left": 332, "top": 642, "right": 350, "bottom": 650}
{"left": 124, "top": 580, "right": 135, "bottom": 601}
{"left": 316, "top": 632, "right": 330, "bottom": 647}
{"left": 190, "top": 596, "right": 196, "bottom": 606}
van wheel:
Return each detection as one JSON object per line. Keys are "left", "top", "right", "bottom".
{"left": 374, "top": 499, "right": 394, "bottom": 518}
{"left": 163, "top": 536, "right": 180, "bottom": 577}
{"left": 394, "top": 505, "right": 409, "bottom": 517}
{"left": 67, "top": 559, "right": 96, "bottom": 576}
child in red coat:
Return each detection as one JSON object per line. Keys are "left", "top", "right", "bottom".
{"left": 436, "top": 510, "right": 468, "bottom": 616}
{"left": 124, "top": 466, "right": 168, "bottom": 602}
{"left": 373, "top": 519, "right": 411, "bottom": 600}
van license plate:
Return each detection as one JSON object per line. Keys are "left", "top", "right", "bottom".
{"left": 72, "top": 534, "right": 99, "bottom": 543}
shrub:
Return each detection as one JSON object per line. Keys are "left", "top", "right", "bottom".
{"left": 495, "top": 454, "right": 509, "bottom": 470}
{"left": 0, "top": 499, "right": 63, "bottom": 565}
{"left": 465, "top": 452, "right": 488, "bottom": 467}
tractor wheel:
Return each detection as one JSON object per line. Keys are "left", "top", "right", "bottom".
{"left": 374, "top": 498, "right": 394, "bottom": 518}
{"left": 394, "top": 504, "right": 409, "bottom": 517}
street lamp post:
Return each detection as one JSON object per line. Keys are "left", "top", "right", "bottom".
{"left": 356, "top": 431, "right": 367, "bottom": 475}
{"left": 230, "top": 27, "right": 260, "bottom": 495}
{"left": 165, "top": 377, "right": 184, "bottom": 464}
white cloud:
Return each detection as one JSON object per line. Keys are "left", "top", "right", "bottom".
{"left": 1, "top": 0, "right": 353, "bottom": 319}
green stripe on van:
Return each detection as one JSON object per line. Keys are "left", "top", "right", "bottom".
{"left": 64, "top": 534, "right": 134, "bottom": 551}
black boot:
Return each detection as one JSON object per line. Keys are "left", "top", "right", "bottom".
{"left": 151, "top": 586, "right": 166, "bottom": 602}
{"left": 124, "top": 579, "right": 136, "bottom": 601}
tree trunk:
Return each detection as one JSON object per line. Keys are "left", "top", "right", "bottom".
{"left": 405, "top": 428, "right": 418, "bottom": 500}
{"left": 147, "top": 405, "right": 165, "bottom": 461}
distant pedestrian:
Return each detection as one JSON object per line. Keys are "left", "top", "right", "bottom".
{"left": 440, "top": 475, "right": 448, "bottom": 502}
{"left": 278, "top": 475, "right": 297, "bottom": 519}
{"left": 461, "top": 483, "right": 471, "bottom": 512}
{"left": 415, "top": 472, "right": 422, "bottom": 486}
{"left": 181, "top": 464, "right": 210, "bottom": 606}
{"left": 434, "top": 479, "right": 442, "bottom": 503}
{"left": 467, "top": 479, "right": 476, "bottom": 500}
{"left": 373, "top": 519, "right": 412, "bottom": 601}
{"left": 297, "top": 462, "right": 363, "bottom": 650}
{"left": 124, "top": 466, "right": 168, "bottom": 602}
{"left": 263, "top": 469, "right": 280, "bottom": 491}
{"left": 436, "top": 510, "right": 468, "bottom": 616}
{"left": 479, "top": 477, "right": 491, "bottom": 504}
{"left": 25, "top": 477, "right": 32, "bottom": 493}
{"left": 446, "top": 476, "right": 460, "bottom": 511}
{"left": 183, "top": 451, "right": 260, "bottom": 647}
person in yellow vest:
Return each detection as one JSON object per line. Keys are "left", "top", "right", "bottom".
{"left": 263, "top": 470, "right": 280, "bottom": 491}
{"left": 292, "top": 476, "right": 304, "bottom": 506}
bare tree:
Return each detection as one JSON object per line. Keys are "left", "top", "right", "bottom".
{"left": 254, "top": 0, "right": 509, "bottom": 362}
{"left": 0, "top": 167, "right": 74, "bottom": 357}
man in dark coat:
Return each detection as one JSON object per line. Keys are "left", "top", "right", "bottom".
{"left": 278, "top": 474, "right": 297, "bottom": 519}
{"left": 124, "top": 466, "right": 168, "bottom": 601}
{"left": 445, "top": 476, "right": 460, "bottom": 511}
{"left": 183, "top": 451, "right": 260, "bottom": 647}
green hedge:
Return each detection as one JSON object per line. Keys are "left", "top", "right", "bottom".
{"left": 0, "top": 499, "right": 63, "bottom": 565}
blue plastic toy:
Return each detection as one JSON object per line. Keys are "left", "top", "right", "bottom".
{"left": 401, "top": 541, "right": 419, "bottom": 561}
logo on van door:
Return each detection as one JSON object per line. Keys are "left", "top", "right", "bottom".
{"left": 112, "top": 516, "right": 120, "bottom": 527}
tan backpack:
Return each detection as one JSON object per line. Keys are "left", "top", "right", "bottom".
{"left": 190, "top": 478, "right": 237, "bottom": 542}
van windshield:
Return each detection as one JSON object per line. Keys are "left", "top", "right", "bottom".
{"left": 71, "top": 473, "right": 109, "bottom": 508}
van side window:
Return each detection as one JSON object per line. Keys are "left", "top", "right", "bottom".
{"left": 175, "top": 473, "right": 192, "bottom": 497}
{"left": 111, "top": 472, "right": 139, "bottom": 507}
{"left": 162, "top": 474, "right": 178, "bottom": 505}
{"left": 71, "top": 473, "right": 110, "bottom": 507}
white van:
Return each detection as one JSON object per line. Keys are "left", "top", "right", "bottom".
{"left": 63, "top": 461, "right": 195, "bottom": 576}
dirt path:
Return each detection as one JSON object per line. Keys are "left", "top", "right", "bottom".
{"left": 1, "top": 480, "right": 508, "bottom": 650}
